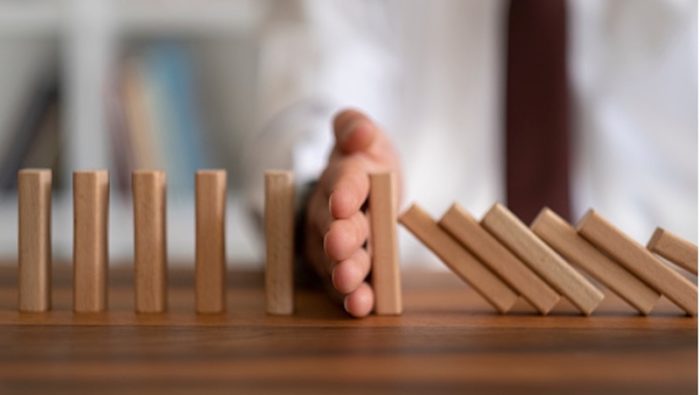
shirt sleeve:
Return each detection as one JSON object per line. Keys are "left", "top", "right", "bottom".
{"left": 243, "top": 0, "right": 398, "bottom": 222}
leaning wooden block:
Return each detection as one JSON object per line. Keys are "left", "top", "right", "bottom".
{"left": 18, "top": 169, "right": 52, "bottom": 312}
{"left": 399, "top": 204, "right": 518, "bottom": 313}
{"left": 370, "top": 172, "right": 402, "bottom": 315}
{"left": 481, "top": 203, "right": 604, "bottom": 315}
{"left": 264, "top": 171, "right": 295, "bottom": 315}
{"left": 195, "top": 170, "right": 227, "bottom": 314}
{"left": 577, "top": 210, "right": 697, "bottom": 316}
{"left": 647, "top": 227, "right": 698, "bottom": 275}
{"left": 532, "top": 208, "right": 660, "bottom": 315}
{"left": 439, "top": 203, "right": 559, "bottom": 314}
{"left": 132, "top": 170, "right": 168, "bottom": 313}
{"left": 73, "top": 170, "right": 109, "bottom": 313}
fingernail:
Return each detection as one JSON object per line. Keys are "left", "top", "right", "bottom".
{"left": 340, "top": 120, "right": 361, "bottom": 145}
{"left": 343, "top": 296, "right": 350, "bottom": 312}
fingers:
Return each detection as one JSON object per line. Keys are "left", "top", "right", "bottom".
{"left": 326, "top": 162, "right": 370, "bottom": 219}
{"left": 333, "top": 109, "right": 378, "bottom": 154}
{"left": 301, "top": 108, "right": 400, "bottom": 319}
{"left": 323, "top": 211, "right": 369, "bottom": 262}
{"left": 332, "top": 248, "right": 371, "bottom": 295}
{"left": 344, "top": 282, "right": 374, "bottom": 318}
{"left": 304, "top": 194, "right": 332, "bottom": 278}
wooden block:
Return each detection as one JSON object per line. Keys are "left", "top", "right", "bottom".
{"left": 532, "top": 208, "right": 660, "bottom": 315}
{"left": 195, "top": 170, "right": 227, "bottom": 314}
{"left": 264, "top": 171, "right": 295, "bottom": 315}
{"left": 439, "top": 203, "right": 559, "bottom": 314}
{"left": 132, "top": 170, "right": 167, "bottom": 313}
{"left": 577, "top": 210, "right": 697, "bottom": 316}
{"left": 399, "top": 204, "right": 518, "bottom": 313}
{"left": 73, "top": 170, "right": 109, "bottom": 313}
{"left": 18, "top": 169, "right": 52, "bottom": 312}
{"left": 481, "top": 203, "right": 604, "bottom": 315}
{"left": 369, "top": 172, "right": 402, "bottom": 315}
{"left": 647, "top": 227, "right": 698, "bottom": 275}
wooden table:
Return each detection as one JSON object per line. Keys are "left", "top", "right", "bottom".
{"left": 0, "top": 264, "right": 695, "bottom": 394}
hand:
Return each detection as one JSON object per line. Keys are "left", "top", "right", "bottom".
{"left": 303, "top": 109, "right": 402, "bottom": 317}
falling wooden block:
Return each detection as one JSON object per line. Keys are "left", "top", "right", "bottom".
{"left": 647, "top": 227, "right": 698, "bottom": 275}
{"left": 532, "top": 208, "right": 660, "bottom": 315}
{"left": 439, "top": 203, "right": 559, "bottom": 314}
{"left": 481, "top": 203, "right": 604, "bottom": 315}
{"left": 264, "top": 171, "right": 295, "bottom": 315}
{"left": 399, "top": 204, "right": 518, "bottom": 313}
{"left": 195, "top": 170, "right": 227, "bottom": 314}
{"left": 370, "top": 172, "right": 402, "bottom": 315}
{"left": 132, "top": 170, "right": 168, "bottom": 313}
{"left": 577, "top": 210, "right": 697, "bottom": 316}
{"left": 73, "top": 170, "right": 109, "bottom": 313}
{"left": 18, "top": 169, "right": 52, "bottom": 312}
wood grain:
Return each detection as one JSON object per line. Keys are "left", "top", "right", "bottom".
{"left": 532, "top": 208, "right": 660, "bottom": 315}
{"left": 264, "top": 171, "right": 295, "bottom": 315}
{"left": 195, "top": 170, "right": 227, "bottom": 314}
{"left": 0, "top": 264, "right": 695, "bottom": 395}
{"left": 399, "top": 204, "right": 518, "bottom": 313}
{"left": 370, "top": 172, "right": 402, "bottom": 315}
{"left": 482, "top": 203, "right": 604, "bottom": 315}
{"left": 647, "top": 227, "right": 698, "bottom": 275}
{"left": 73, "top": 170, "right": 109, "bottom": 313}
{"left": 577, "top": 210, "right": 698, "bottom": 316}
{"left": 17, "top": 169, "right": 52, "bottom": 312}
{"left": 439, "top": 203, "right": 559, "bottom": 314}
{"left": 132, "top": 170, "right": 167, "bottom": 313}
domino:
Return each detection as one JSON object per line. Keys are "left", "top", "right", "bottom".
{"left": 370, "top": 172, "right": 402, "bottom": 315}
{"left": 73, "top": 170, "right": 109, "bottom": 313}
{"left": 439, "top": 203, "right": 559, "bottom": 314}
{"left": 577, "top": 210, "right": 697, "bottom": 316}
{"left": 481, "top": 203, "right": 604, "bottom": 315}
{"left": 264, "top": 171, "right": 295, "bottom": 315}
{"left": 18, "top": 169, "right": 52, "bottom": 312}
{"left": 399, "top": 204, "right": 518, "bottom": 313}
{"left": 532, "top": 208, "right": 660, "bottom": 315}
{"left": 647, "top": 227, "right": 698, "bottom": 275}
{"left": 195, "top": 170, "right": 227, "bottom": 314}
{"left": 132, "top": 170, "right": 168, "bottom": 313}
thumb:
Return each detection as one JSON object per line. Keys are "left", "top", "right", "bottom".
{"left": 333, "top": 109, "right": 378, "bottom": 154}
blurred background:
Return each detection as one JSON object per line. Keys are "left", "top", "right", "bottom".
{"left": 0, "top": 0, "right": 696, "bottom": 267}
{"left": 0, "top": 0, "right": 264, "bottom": 263}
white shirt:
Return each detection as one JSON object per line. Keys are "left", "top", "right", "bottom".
{"left": 246, "top": 0, "right": 698, "bottom": 268}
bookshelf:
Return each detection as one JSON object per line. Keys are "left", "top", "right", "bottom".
{"left": 0, "top": 0, "right": 265, "bottom": 264}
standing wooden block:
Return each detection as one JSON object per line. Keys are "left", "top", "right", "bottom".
{"left": 399, "top": 204, "right": 518, "bottom": 313}
{"left": 481, "top": 203, "right": 604, "bottom": 315}
{"left": 370, "top": 172, "right": 402, "bottom": 315}
{"left": 132, "top": 170, "right": 167, "bottom": 313}
{"left": 73, "top": 170, "right": 109, "bottom": 313}
{"left": 195, "top": 170, "right": 227, "bottom": 314}
{"left": 439, "top": 203, "right": 559, "bottom": 314}
{"left": 577, "top": 210, "right": 697, "bottom": 316}
{"left": 264, "top": 171, "right": 295, "bottom": 315}
{"left": 18, "top": 169, "right": 52, "bottom": 312}
{"left": 647, "top": 227, "right": 698, "bottom": 275}
{"left": 532, "top": 208, "right": 660, "bottom": 315}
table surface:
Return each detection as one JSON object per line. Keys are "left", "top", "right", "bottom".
{"left": 0, "top": 263, "right": 696, "bottom": 395}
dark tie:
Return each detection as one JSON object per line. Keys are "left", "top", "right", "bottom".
{"left": 505, "top": 0, "right": 571, "bottom": 223}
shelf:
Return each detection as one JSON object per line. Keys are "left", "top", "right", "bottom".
{"left": 0, "top": 0, "right": 265, "bottom": 263}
